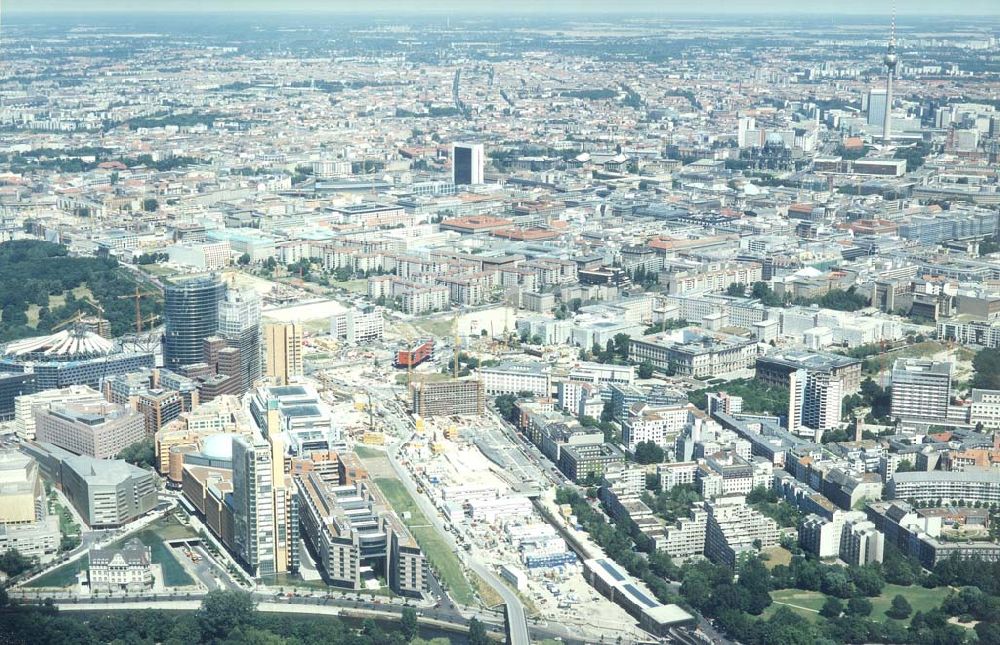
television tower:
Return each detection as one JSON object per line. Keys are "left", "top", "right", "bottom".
{"left": 882, "top": 4, "right": 898, "bottom": 145}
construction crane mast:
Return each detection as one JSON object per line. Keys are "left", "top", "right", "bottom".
{"left": 117, "top": 286, "right": 158, "bottom": 333}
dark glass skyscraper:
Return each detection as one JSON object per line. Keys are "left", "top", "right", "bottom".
{"left": 163, "top": 276, "right": 226, "bottom": 370}
{"left": 452, "top": 142, "right": 483, "bottom": 185}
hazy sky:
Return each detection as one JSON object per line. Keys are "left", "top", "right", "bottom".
{"left": 5, "top": 0, "right": 1000, "bottom": 15}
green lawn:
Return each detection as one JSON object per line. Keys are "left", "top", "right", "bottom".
{"left": 869, "top": 584, "right": 942, "bottom": 620}
{"left": 25, "top": 556, "right": 88, "bottom": 588}
{"left": 338, "top": 279, "right": 369, "bottom": 294}
{"left": 138, "top": 264, "right": 180, "bottom": 278}
{"left": 372, "top": 477, "right": 475, "bottom": 606}
{"left": 767, "top": 584, "right": 946, "bottom": 626}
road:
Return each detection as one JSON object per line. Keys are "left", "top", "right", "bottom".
{"left": 369, "top": 387, "right": 532, "bottom": 645}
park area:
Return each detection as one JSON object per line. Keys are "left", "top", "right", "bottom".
{"left": 765, "top": 584, "right": 949, "bottom": 626}
{"left": 26, "top": 514, "right": 197, "bottom": 590}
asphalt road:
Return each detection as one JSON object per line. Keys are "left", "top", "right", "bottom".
{"left": 373, "top": 392, "right": 532, "bottom": 645}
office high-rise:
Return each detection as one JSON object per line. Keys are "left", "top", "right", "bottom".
{"left": 788, "top": 369, "right": 842, "bottom": 439}
{"left": 866, "top": 88, "right": 888, "bottom": 128}
{"left": 164, "top": 277, "right": 226, "bottom": 370}
{"left": 264, "top": 323, "right": 303, "bottom": 385}
{"left": 232, "top": 430, "right": 295, "bottom": 578}
{"left": 218, "top": 289, "right": 262, "bottom": 391}
{"left": 452, "top": 142, "right": 484, "bottom": 185}
{"left": 890, "top": 359, "right": 952, "bottom": 422}
{"left": 233, "top": 432, "right": 275, "bottom": 577}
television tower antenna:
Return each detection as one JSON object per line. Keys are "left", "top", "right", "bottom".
{"left": 882, "top": 1, "right": 898, "bottom": 145}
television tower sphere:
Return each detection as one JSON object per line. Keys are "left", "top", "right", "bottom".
{"left": 884, "top": 46, "right": 898, "bottom": 71}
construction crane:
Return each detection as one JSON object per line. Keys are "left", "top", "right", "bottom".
{"left": 52, "top": 311, "right": 87, "bottom": 332}
{"left": 117, "top": 286, "right": 158, "bottom": 334}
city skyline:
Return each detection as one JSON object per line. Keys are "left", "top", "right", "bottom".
{"left": 6, "top": 0, "right": 1000, "bottom": 15}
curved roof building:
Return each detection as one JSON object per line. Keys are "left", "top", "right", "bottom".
{"left": 0, "top": 328, "right": 154, "bottom": 391}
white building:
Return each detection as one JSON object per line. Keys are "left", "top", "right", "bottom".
{"left": 704, "top": 496, "right": 780, "bottom": 569}
{"left": 969, "top": 389, "right": 1000, "bottom": 428}
{"left": 622, "top": 403, "right": 691, "bottom": 453}
{"left": 479, "top": 362, "right": 551, "bottom": 397}
{"left": 331, "top": 307, "right": 384, "bottom": 344}
{"left": 890, "top": 359, "right": 952, "bottom": 422}
{"left": 13, "top": 385, "right": 105, "bottom": 441}
{"left": 87, "top": 538, "right": 154, "bottom": 592}
{"left": 788, "top": 369, "right": 843, "bottom": 439}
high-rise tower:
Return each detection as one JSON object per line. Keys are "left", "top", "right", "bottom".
{"left": 163, "top": 276, "right": 226, "bottom": 370}
{"left": 881, "top": 8, "right": 898, "bottom": 144}
{"left": 218, "top": 288, "right": 262, "bottom": 391}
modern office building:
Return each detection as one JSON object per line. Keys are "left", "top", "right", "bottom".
{"left": 0, "top": 451, "right": 60, "bottom": 560}
{"left": 331, "top": 307, "right": 384, "bottom": 344}
{"left": 788, "top": 369, "right": 843, "bottom": 439}
{"left": 232, "top": 431, "right": 297, "bottom": 577}
{"left": 969, "top": 389, "right": 1000, "bottom": 429}
{"left": 218, "top": 288, "right": 262, "bottom": 391}
{"left": 163, "top": 276, "right": 226, "bottom": 370}
{"left": 248, "top": 382, "right": 341, "bottom": 454}
{"left": 890, "top": 359, "right": 952, "bottom": 422}
{"left": 22, "top": 442, "right": 158, "bottom": 529}
{"left": 756, "top": 350, "right": 863, "bottom": 395}
{"left": 452, "top": 142, "right": 485, "bottom": 186}
{"left": 0, "top": 449, "right": 46, "bottom": 524}
{"left": 866, "top": 88, "right": 888, "bottom": 128}
{"left": 0, "top": 372, "right": 36, "bottom": 420}
{"left": 13, "top": 385, "right": 106, "bottom": 441}
{"left": 264, "top": 323, "right": 303, "bottom": 385}
{"left": 296, "top": 473, "right": 428, "bottom": 597}
{"left": 233, "top": 432, "right": 275, "bottom": 577}
{"left": 34, "top": 400, "right": 146, "bottom": 459}
{"left": 410, "top": 378, "right": 484, "bottom": 417}
{"left": 479, "top": 362, "right": 552, "bottom": 397}
{"left": 558, "top": 443, "right": 625, "bottom": 482}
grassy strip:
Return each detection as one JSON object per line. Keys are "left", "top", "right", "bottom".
{"left": 373, "top": 477, "right": 476, "bottom": 606}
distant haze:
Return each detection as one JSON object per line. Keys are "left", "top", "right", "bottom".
{"left": 5, "top": 0, "right": 1000, "bottom": 15}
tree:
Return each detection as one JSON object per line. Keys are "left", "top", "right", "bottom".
{"left": 820, "top": 596, "right": 843, "bottom": 618}
{"left": 238, "top": 253, "right": 251, "bottom": 266}
{"left": 0, "top": 549, "right": 36, "bottom": 576}
{"left": 847, "top": 596, "right": 873, "bottom": 616}
{"left": 495, "top": 394, "right": 520, "bottom": 424}
{"left": 142, "top": 198, "right": 159, "bottom": 212}
{"left": 895, "top": 459, "right": 914, "bottom": 473}
{"left": 633, "top": 441, "right": 665, "bottom": 464}
{"left": 467, "top": 617, "right": 489, "bottom": 645}
{"left": 738, "top": 556, "right": 773, "bottom": 615}
{"left": 400, "top": 606, "right": 418, "bottom": 641}
{"left": 887, "top": 594, "right": 912, "bottom": 619}
{"left": 116, "top": 437, "right": 156, "bottom": 469}
{"left": 638, "top": 360, "right": 654, "bottom": 379}
{"left": 726, "top": 282, "right": 746, "bottom": 297}
{"left": 197, "top": 590, "right": 257, "bottom": 640}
